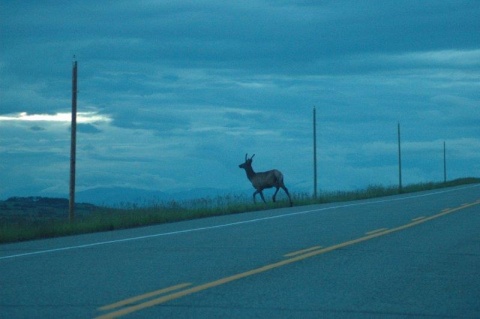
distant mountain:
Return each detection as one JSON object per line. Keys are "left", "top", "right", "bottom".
{"left": 169, "top": 187, "right": 240, "bottom": 201}
{"left": 0, "top": 186, "right": 261, "bottom": 208}
{"left": 75, "top": 187, "right": 170, "bottom": 207}
{"left": 75, "top": 186, "right": 244, "bottom": 207}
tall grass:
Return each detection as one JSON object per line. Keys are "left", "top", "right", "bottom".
{"left": 1, "top": 178, "right": 478, "bottom": 244}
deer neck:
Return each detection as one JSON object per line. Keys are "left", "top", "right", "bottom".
{"left": 244, "top": 166, "right": 256, "bottom": 181}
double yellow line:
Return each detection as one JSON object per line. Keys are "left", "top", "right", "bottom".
{"left": 96, "top": 200, "right": 480, "bottom": 319}
{"left": 97, "top": 283, "right": 192, "bottom": 318}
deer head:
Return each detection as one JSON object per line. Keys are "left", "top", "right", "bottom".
{"left": 239, "top": 153, "right": 255, "bottom": 169}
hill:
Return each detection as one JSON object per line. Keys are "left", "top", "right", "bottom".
{"left": 0, "top": 197, "right": 97, "bottom": 223}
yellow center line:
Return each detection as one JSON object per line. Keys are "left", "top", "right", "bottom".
{"left": 284, "top": 246, "right": 323, "bottom": 257}
{"left": 95, "top": 201, "right": 480, "bottom": 319}
{"left": 365, "top": 228, "right": 388, "bottom": 235}
{"left": 98, "top": 283, "right": 192, "bottom": 312}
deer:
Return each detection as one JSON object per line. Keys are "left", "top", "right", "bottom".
{"left": 239, "top": 153, "right": 293, "bottom": 207}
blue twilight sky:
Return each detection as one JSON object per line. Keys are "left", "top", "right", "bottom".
{"left": 1, "top": 1, "right": 479, "bottom": 200}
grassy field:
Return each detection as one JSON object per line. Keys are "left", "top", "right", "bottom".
{"left": 1, "top": 177, "right": 478, "bottom": 244}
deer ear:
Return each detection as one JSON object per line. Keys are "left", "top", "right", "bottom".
{"left": 251, "top": 154, "right": 255, "bottom": 160}
{"left": 245, "top": 153, "right": 248, "bottom": 161}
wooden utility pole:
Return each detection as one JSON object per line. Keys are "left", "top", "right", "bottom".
{"left": 313, "top": 106, "right": 317, "bottom": 199}
{"left": 443, "top": 141, "right": 447, "bottom": 183}
{"left": 397, "top": 122, "right": 402, "bottom": 193}
{"left": 69, "top": 58, "right": 78, "bottom": 222}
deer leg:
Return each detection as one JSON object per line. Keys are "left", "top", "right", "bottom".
{"left": 282, "top": 186, "right": 293, "bottom": 207}
{"left": 272, "top": 187, "right": 280, "bottom": 202}
{"left": 258, "top": 190, "right": 267, "bottom": 204}
{"left": 253, "top": 190, "right": 266, "bottom": 204}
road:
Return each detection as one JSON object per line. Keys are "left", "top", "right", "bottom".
{"left": 1, "top": 184, "right": 479, "bottom": 318}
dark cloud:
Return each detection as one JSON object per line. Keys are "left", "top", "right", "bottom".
{"left": 3, "top": 1, "right": 479, "bottom": 77}
{"left": 30, "top": 125, "right": 45, "bottom": 131}
{"left": 77, "top": 124, "right": 102, "bottom": 134}
{"left": 106, "top": 105, "right": 191, "bottom": 133}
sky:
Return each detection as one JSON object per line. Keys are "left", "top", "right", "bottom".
{"left": 1, "top": 0, "right": 479, "bottom": 201}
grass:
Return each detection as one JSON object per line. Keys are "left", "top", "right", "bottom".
{"left": 1, "top": 177, "right": 479, "bottom": 244}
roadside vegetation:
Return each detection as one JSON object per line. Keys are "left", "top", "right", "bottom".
{"left": 1, "top": 177, "right": 478, "bottom": 244}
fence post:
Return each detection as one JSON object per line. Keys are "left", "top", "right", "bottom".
{"left": 397, "top": 122, "right": 402, "bottom": 193}
{"left": 443, "top": 141, "right": 447, "bottom": 183}
{"left": 69, "top": 58, "right": 77, "bottom": 222}
{"left": 313, "top": 106, "right": 317, "bottom": 199}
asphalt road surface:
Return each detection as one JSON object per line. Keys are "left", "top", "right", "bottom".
{"left": 1, "top": 184, "right": 479, "bottom": 318}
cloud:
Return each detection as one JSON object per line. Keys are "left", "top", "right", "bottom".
{"left": 395, "top": 49, "right": 480, "bottom": 68}
{"left": 0, "top": 111, "right": 111, "bottom": 123}
{"left": 78, "top": 123, "right": 102, "bottom": 134}
{"left": 30, "top": 125, "right": 45, "bottom": 131}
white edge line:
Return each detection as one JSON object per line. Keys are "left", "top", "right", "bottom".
{"left": 1, "top": 184, "right": 479, "bottom": 261}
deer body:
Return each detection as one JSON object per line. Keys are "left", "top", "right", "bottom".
{"left": 239, "top": 154, "right": 293, "bottom": 206}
